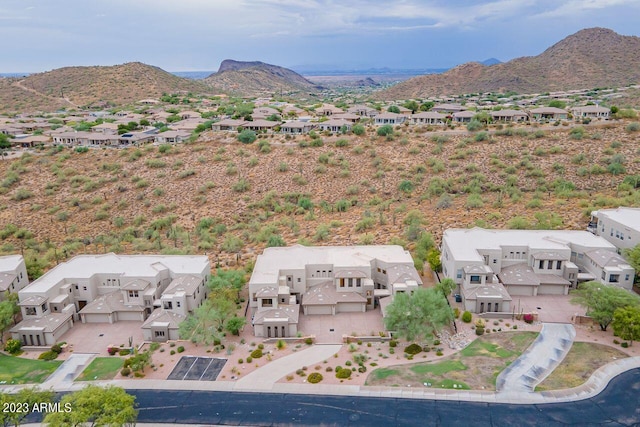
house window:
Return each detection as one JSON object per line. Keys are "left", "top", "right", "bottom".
{"left": 556, "top": 261, "right": 562, "bottom": 270}
{"left": 377, "top": 268, "right": 381, "bottom": 273}
{"left": 25, "top": 307, "right": 36, "bottom": 316}
{"left": 348, "top": 278, "right": 353, "bottom": 287}
{"left": 164, "top": 302, "right": 173, "bottom": 310}
{"left": 41, "top": 303, "right": 47, "bottom": 312}
{"left": 128, "top": 290, "right": 139, "bottom": 298}
{"left": 493, "top": 259, "right": 497, "bottom": 264}
{"left": 154, "top": 330, "right": 165, "bottom": 337}
{"left": 539, "top": 260, "right": 544, "bottom": 269}
{"left": 456, "top": 269, "right": 463, "bottom": 279}
{"left": 470, "top": 275, "right": 481, "bottom": 284}
{"left": 547, "top": 261, "right": 553, "bottom": 270}
{"left": 620, "top": 233, "right": 624, "bottom": 240}
{"left": 339, "top": 278, "right": 345, "bottom": 288}
{"left": 602, "top": 271, "right": 606, "bottom": 280}
{"left": 625, "top": 274, "right": 630, "bottom": 281}
{"left": 610, "top": 274, "right": 620, "bottom": 283}
{"left": 262, "top": 298, "right": 273, "bottom": 307}
{"left": 356, "top": 278, "right": 361, "bottom": 287}
{"left": 83, "top": 286, "right": 87, "bottom": 291}
{"left": 382, "top": 270, "right": 387, "bottom": 275}
{"left": 75, "top": 285, "right": 79, "bottom": 290}
{"left": 297, "top": 278, "right": 301, "bottom": 283}
{"left": 252, "top": 293, "right": 257, "bottom": 302}
{"left": 176, "top": 301, "right": 181, "bottom": 308}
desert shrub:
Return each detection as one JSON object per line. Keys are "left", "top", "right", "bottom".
{"left": 461, "top": 311, "right": 472, "bottom": 323}
{"left": 404, "top": 343, "right": 422, "bottom": 355}
{"left": 4, "top": 339, "right": 22, "bottom": 354}
{"left": 335, "top": 368, "right": 352, "bottom": 379}
{"left": 325, "top": 366, "right": 333, "bottom": 372}
{"left": 13, "top": 188, "right": 33, "bottom": 201}
{"left": 50, "top": 343, "right": 63, "bottom": 354}
{"left": 622, "top": 342, "right": 629, "bottom": 348}
{"left": 119, "top": 349, "right": 130, "bottom": 356}
{"left": 352, "top": 124, "right": 365, "bottom": 135}
{"left": 453, "top": 307, "right": 460, "bottom": 318}
{"left": 377, "top": 125, "right": 394, "bottom": 137}
{"left": 389, "top": 340, "right": 397, "bottom": 348}
{"left": 475, "top": 327, "right": 485, "bottom": 336}
{"left": 466, "top": 120, "right": 482, "bottom": 132}
{"left": 38, "top": 350, "right": 58, "bottom": 361}
{"left": 120, "top": 367, "right": 131, "bottom": 377}
{"left": 238, "top": 358, "right": 244, "bottom": 364}
{"left": 523, "top": 313, "right": 534, "bottom": 324}
{"left": 625, "top": 122, "right": 640, "bottom": 132}
{"left": 246, "top": 356, "right": 252, "bottom": 363}
{"left": 251, "top": 348, "right": 263, "bottom": 359}
{"left": 305, "top": 337, "right": 313, "bottom": 345}
{"left": 108, "top": 347, "right": 118, "bottom": 356}
{"left": 237, "top": 129, "right": 257, "bottom": 144}
{"left": 308, "top": 372, "right": 323, "bottom": 384}
{"left": 177, "top": 346, "right": 185, "bottom": 353}
{"left": 170, "top": 350, "right": 175, "bottom": 355}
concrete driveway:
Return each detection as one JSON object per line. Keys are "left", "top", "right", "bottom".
{"left": 297, "top": 308, "right": 385, "bottom": 344}
{"left": 511, "top": 295, "right": 585, "bottom": 323}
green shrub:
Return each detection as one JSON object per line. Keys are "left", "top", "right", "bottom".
{"left": 461, "top": 311, "right": 472, "bottom": 323}
{"left": 50, "top": 343, "right": 63, "bottom": 354}
{"left": 305, "top": 337, "right": 313, "bottom": 345}
{"left": 389, "top": 340, "right": 397, "bottom": 348}
{"left": 251, "top": 348, "right": 263, "bottom": 359}
{"left": 325, "top": 366, "right": 333, "bottom": 372}
{"left": 4, "top": 339, "right": 22, "bottom": 354}
{"left": 237, "top": 129, "right": 257, "bottom": 144}
{"left": 352, "top": 124, "right": 365, "bottom": 135}
{"left": 38, "top": 350, "right": 58, "bottom": 360}
{"left": 404, "top": 343, "right": 423, "bottom": 355}
{"left": 238, "top": 358, "right": 244, "bottom": 364}
{"left": 120, "top": 367, "right": 131, "bottom": 377}
{"left": 625, "top": 122, "right": 640, "bottom": 132}
{"left": 170, "top": 350, "right": 175, "bottom": 355}
{"left": 177, "top": 346, "right": 185, "bottom": 353}
{"left": 335, "top": 368, "right": 352, "bottom": 379}
{"left": 621, "top": 342, "right": 629, "bottom": 348}
{"left": 308, "top": 372, "right": 323, "bottom": 383}
{"left": 475, "top": 327, "right": 485, "bottom": 336}
{"left": 246, "top": 356, "right": 252, "bottom": 363}
{"left": 466, "top": 120, "right": 482, "bottom": 132}
{"left": 119, "top": 349, "right": 130, "bottom": 356}
{"left": 377, "top": 125, "right": 394, "bottom": 137}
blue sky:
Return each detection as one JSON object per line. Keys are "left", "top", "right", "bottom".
{"left": 2, "top": 0, "right": 640, "bottom": 73}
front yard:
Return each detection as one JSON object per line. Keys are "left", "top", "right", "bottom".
{"left": 0, "top": 353, "right": 62, "bottom": 385}
{"left": 365, "top": 332, "right": 538, "bottom": 390}
{"left": 76, "top": 357, "right": 124, "bottom": 382}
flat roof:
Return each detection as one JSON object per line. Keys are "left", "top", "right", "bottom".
{"left": 594, "top": 207, "right": 640, "bottom": 231}
{"left": 250, "top": 245, "right": 414, "bottom": 285}
{"left": 443, "top": 228, "right": 617, "bottom": 263}
{"left": 0, "top": 255, "right": 23, "bottom": 272}
{"left": 21, "top": 253, "right": 209, "bottom": 295}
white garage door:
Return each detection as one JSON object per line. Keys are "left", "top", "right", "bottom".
{"left": 337, "top": 302, "right": 364, "bottom": 313}
{"left": 117, "top": 311, "right": 143, "bottom": 321}
{"left": 538, "top": 284, "right": 566, "bottom": 295}
{"left": 83, "top": 313, "right": 110, "bottom": 323}
{"left": 306, "top": 305, "right": 333, "bottom": 315}
{"left": 506, "top": 285, "right": 535, "bottom": 296}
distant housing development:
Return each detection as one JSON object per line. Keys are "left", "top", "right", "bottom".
{"left": 10, "top": 254, "right": 210, "bottom": 346}
{"left": 441, "top": 228, "right": 635, "bottom": 314}
{"left": 248, "top": 245, "right": 422, "bottom": 338}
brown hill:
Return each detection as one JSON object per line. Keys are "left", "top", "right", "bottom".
{"left": 0, "top": 62, "right": 214, "bottom": 112}
{"left": 374, "top": 28, "right": 640, "bottom": 100}
{"left": 204, "top": 59, "right": 321, "bottom": 97}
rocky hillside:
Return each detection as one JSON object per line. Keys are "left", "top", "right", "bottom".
{"left": 375, "top": 28, "right": 640, "bottom": 99}
{"left": 0, "top": 62, "right": 214, "bottom": 112}
{"left": 204, "top": 59, "right": 321, "bottom": 97}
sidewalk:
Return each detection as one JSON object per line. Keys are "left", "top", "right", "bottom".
{"left": 39, "top": 353, "right": 97, "bottom": 391}
{"left": 496, "top": 323, "right": 576, "bottom": 393}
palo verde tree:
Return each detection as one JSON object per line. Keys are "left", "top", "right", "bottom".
{"left": 571, "top": 281, "right": 640, "bottom": 331}
{"left": 44, "top": 385, "right": 137, "bottom": 427}
{"left": 612, "top": 305, "right": 640, "bottom": 346}
{"left": 1, "top": 388, "right": 54, "bottom": 427}
{"left": 624, "top": 243, "right": 640, "bottom": 283}
{"left": 384, "top": 287, "right": 454, "bottom": 343}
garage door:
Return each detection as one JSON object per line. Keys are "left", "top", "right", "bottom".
{"left": 306, "top": 305, "right": 333, "bottom": 315}
{"left": 538, "top": 284, "right": 566, "bottom": 295}
{"left": 117, "top": 311, "right": 144, "bottom": 321}
{"left": 83, "top": 313, "right": 110, "bottom": 323}
{"left": 506, "top": 285, "right": 535, "bottom": 296}
{"left": 337, "top": 302, "right": 364, "bottom": 313}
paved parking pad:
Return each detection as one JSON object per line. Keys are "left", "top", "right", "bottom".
{"left": 167, "top": 356, "right": 227, "bottom": 381}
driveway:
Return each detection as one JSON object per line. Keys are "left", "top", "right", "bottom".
{"left": 297, "top": 308, "right": 385, "bottom": 344}
{"left": 512, "top": 294, "right": 584, "bottom": 323}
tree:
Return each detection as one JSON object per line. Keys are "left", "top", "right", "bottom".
{"left": 1, "top": 387, "right": 54, "bottom": 427}
{"left": 44, "top": 385, "right": 137, "bottom": 427}
{"left": 623, "top": 244, "right": 640, "bottom": 283}
{"left": 0, "top": 134, "right": 11, "bottom": 150}
{"left": 403, "top": 100, "right": 420, "bottom": 113}
{"left": 384, "top": 288, "right": 454, "bottom": 342}
{"left": 0, "top": 293, "right": 19, "bottom": 343}
{"left": 571, "top": 281, "right": 640, "bottom": 331}
{"left": 436, "top": 278, "right": 456, "bottom": 297}
{"left": 179, "top": 300, "right": 223, "bottom": 344}
{"left": 377, "top": 125, "right": 394, "bottom": 137}
{"left": 352, "top": 124, "right": 365, "bottom": 135}
{"left": 208, "top": 268, "right": 246, "bottom": 294}
{"left": 426, "top": 248, "right": 442, "bottom": 273}
{"left": 612, "top": 306, "right": 640, "bottom": 346}
{"left": 387, "top": 105, "right": 400, "bottom": 113}
{"left": 473, "top": 111, "right": 492, "bottom": 125}
{"left": 419, "top": 101, "right": 434, "bottom": 111}
{"left": 548, "top": 99, "right": 566, "bottom": 109}
{"left": 237, "top": 129, "right": 256, "bottom": 144}
{"left": 225, "top": 316, "right": 246, "bottom": 336}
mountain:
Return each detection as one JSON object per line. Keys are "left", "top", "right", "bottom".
{"left": 374, "top": 28, "right": 640, "bottom": 100}
{"left": 204, "top": 59, "right": 322, "bottom": 97}
{"left": 0, "top": 62, "right": 214, "bottom": 112}
{"left": 481, "top": 58, "right": 501, "bottom": 66}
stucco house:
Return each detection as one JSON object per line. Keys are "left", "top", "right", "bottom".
{"left": 211, "top": 119, "right": 247, "bottom": 132}
{"left": 374, "top": 112, "right": 406, "bottom": 126}
{"left": 529, "top": 107, "right": 569, "bottom": 121}
{"left": 490, "top": 109, "right": 529, "bottom": 122}
{"left": 432, "top": 104, "right": 467, "bottom": 114}
{"left": 155, "top": 130, "right": 191, "bottom": 144}
{"left": 0, "top": 255, "right": 29, "bottom": 301}
{"left": 441, "top": 228, "right": 635, "bottom": 313}
{"left": 452, "top": 111, "right": 475, "bottom": 123}
{"left": 317, "top": 119, "right": 351, "bottom": 133}
{"left": 590, "top": 207, "right": 640, "bottom": 251}
{"left": 248, "top": 245, "right": 423, "bottom": 338}
{"left": 11, "top": 254, "right": 210, "bottom": 346}
{"left": 572, "top": 105, "right": 610, "bottom": 120}
{"left": 411, "top": 111, "right": 446, "bottom": 125}
{"left": 280, "top": 121, "right": 315, "bottom": 134}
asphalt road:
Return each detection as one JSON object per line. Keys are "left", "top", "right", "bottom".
{"left": 26, "top": 368, "right": 640, "bottom": 426}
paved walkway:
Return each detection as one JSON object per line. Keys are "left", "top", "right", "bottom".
{"left": 40, "top": 353, "right": 96, "bottom": 390}
{"left": 234, "top": 344, "right": 342, "bottom": 390}
{"left": 496, "top": 323, "right": 576, "bottom": 393}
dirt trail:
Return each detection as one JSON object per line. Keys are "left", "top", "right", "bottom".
{"left": 11, "top": 79, "right": 77, "bottom": 107}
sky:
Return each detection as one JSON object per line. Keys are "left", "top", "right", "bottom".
{"left": 2, "top": 0, "right": 640, "bottom": 73}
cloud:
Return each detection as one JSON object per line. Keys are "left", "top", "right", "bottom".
{"left": 533, "top": 0, "right": 640, "bottom": 18}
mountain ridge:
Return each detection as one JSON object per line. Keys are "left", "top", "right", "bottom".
{"left": 374, "top": 28, "right": 640, "bottom": 100}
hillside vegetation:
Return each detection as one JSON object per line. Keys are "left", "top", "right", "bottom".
{"left": 0, "top": 121, "right": 638, "bottom": 272}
